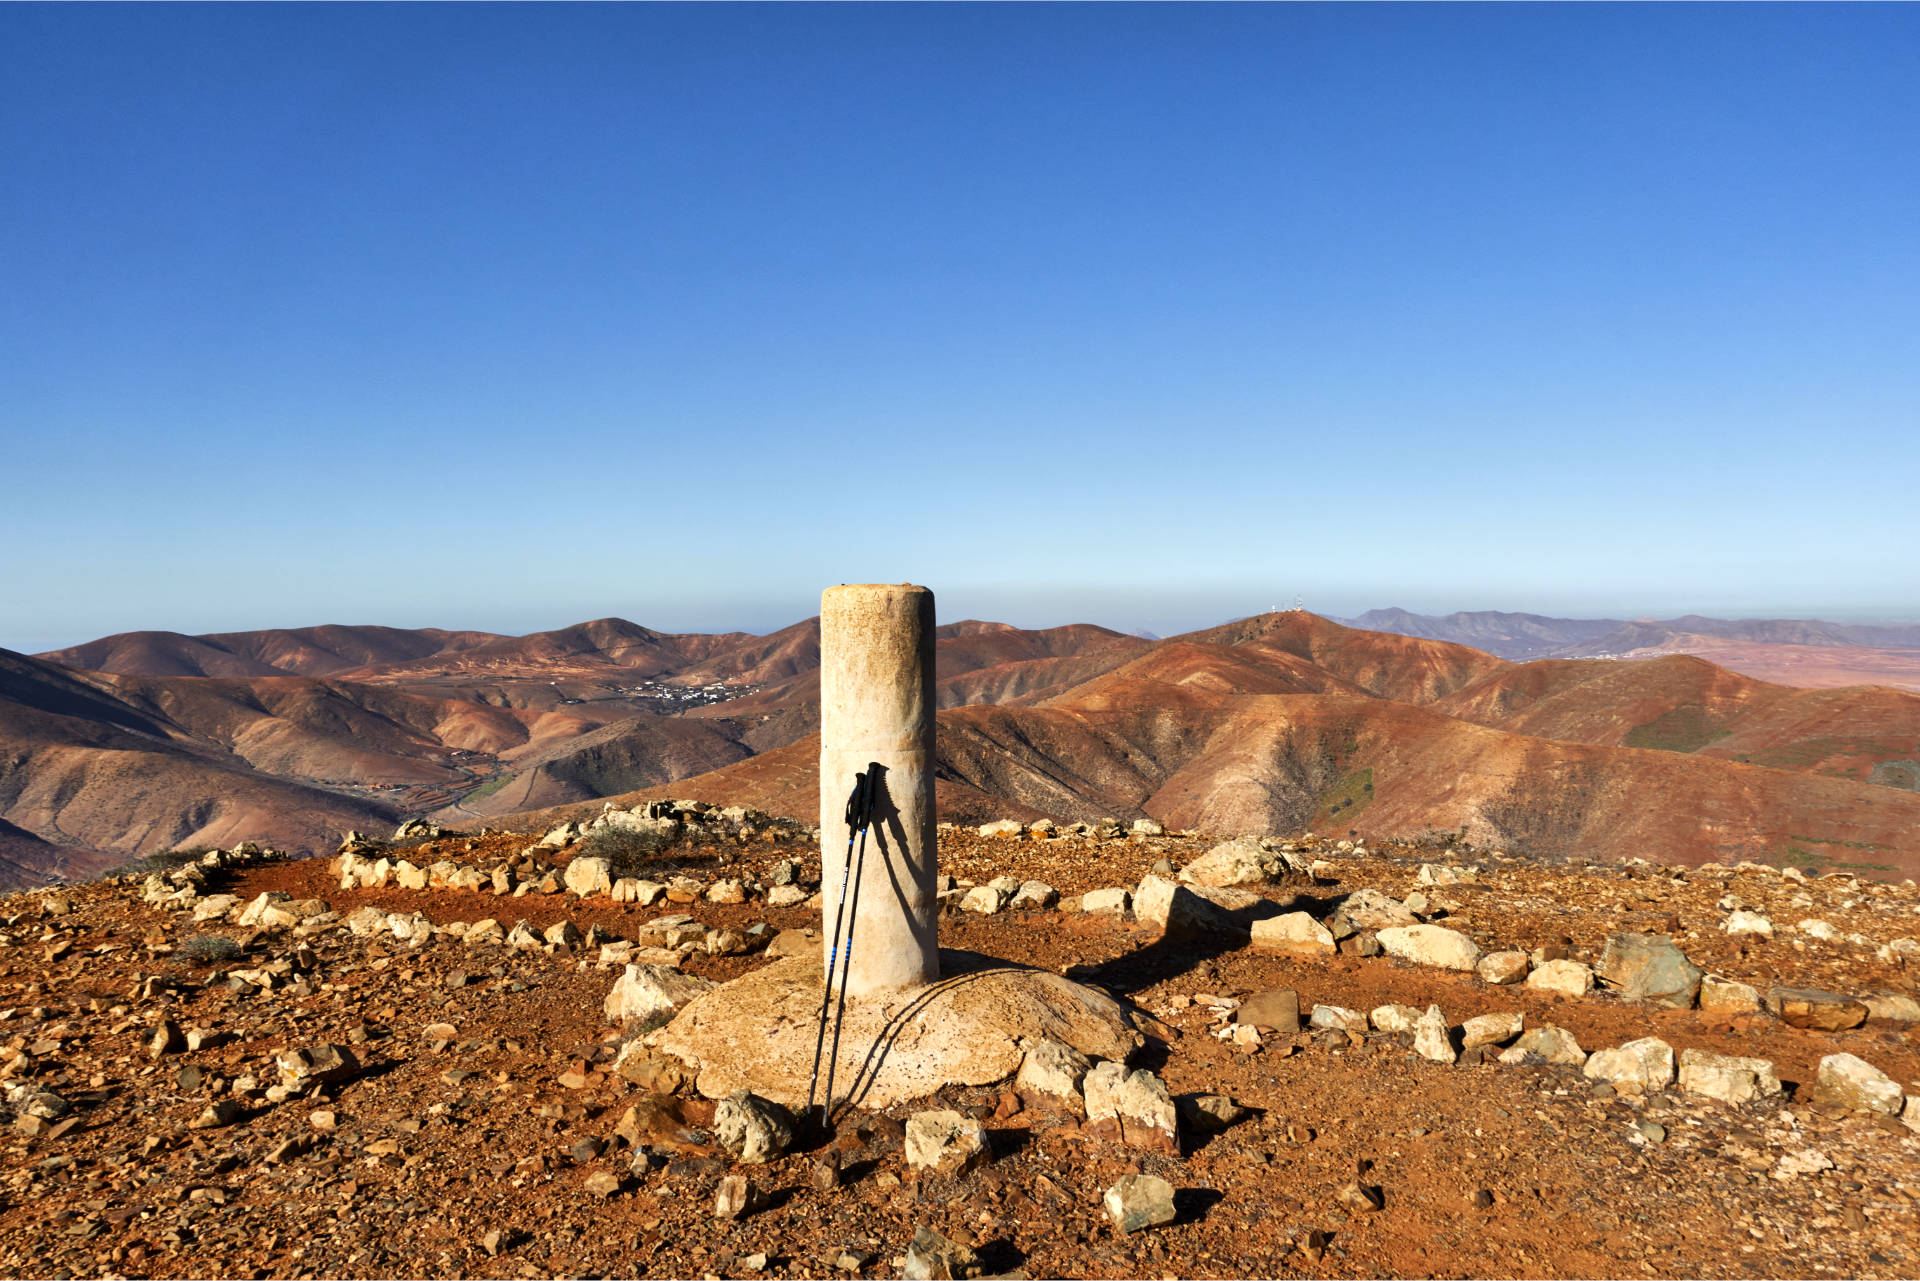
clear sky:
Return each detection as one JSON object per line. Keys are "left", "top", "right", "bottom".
{"left": 3, "top": 4, "right": 1916, "bottom": 651}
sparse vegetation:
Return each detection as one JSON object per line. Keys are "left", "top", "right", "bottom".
{"left": 179, "top": 934, "right": 244, "bottom": 964}
{"left": 466, "top": 773, "right": 517, "bottom": 802}
{"left": 1311, "top": 767, "right": 1375, "bottom": 829}
{"left": 1623, "top": 705, "right": 1733, "bottom": 754}
{"left": 581, "top": 823, "right": 684, "bottom": 880}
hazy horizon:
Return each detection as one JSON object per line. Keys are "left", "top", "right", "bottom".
{"left": 12, "top": 593, "right": 1920, "bottom": 659}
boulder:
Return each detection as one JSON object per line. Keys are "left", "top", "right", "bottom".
{"left": 1863, "top": 992, "right": 1920, "bottom": 1023}
{"left": 1082, "top": 1062, "right": 1179, "bottom": 1153}
{"left": 1766, "top": 986, "right": 1867, "bottom": 1032}
{"left": 903, "top": 1110, "right": 989, "bottom": 1174}
{"left": 1808, "top": 1053, "right": 1904, "bottom": 1115}
{"left": 714, "top": 1091, "right": 794, "bottom": 1163}
{"left": 1596, "top": 933, "right": 1702, "bottom": 1009}
{"left": 1248, "top": 911, "right": 1335, "bottom": 955}
{"left": 1526, "top": 959, "right": 1594, "bottom": 998}
{"left": 1677, "top": 1049, "right": 1782, "bottom": 1105}
{"left": 1179, "top": 838, "right": 1287, "bottom": 887}
{"left": 1134, "top": 875, "right": 1277, "bottom": 939}
{"left": 604, "top": 963, "right": 717, "bottom": 1025}
{"left": 1582, "top": 1037, "right": 1675, "bottom": 1094}
{"left": 1377, "top": 924, "right": 1482, "bottom": 972}
{"left": 564, "top": 857, "right": 613, "bottom": 898}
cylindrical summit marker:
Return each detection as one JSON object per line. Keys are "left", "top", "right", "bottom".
{"left": 818, "top": 584, "right": 939, "bottom": 998}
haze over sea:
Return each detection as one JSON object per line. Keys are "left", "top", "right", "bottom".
{"left": 2, "top": 5, "right": 1916, "bottom": 648}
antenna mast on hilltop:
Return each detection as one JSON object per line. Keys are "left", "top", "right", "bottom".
{"left": 1294, "top": 595, "right": 1303, "bottom": 612}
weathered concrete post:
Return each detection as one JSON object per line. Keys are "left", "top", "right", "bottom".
{"left": 819, "top": 584, "right": 939, "bottom": 998}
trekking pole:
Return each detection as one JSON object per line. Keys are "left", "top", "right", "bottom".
{"left": 820, "top": 762, "right": 882, "bottom": 1129}
{"left": 804, "top": 768, "right": 873, "bottom": 1128}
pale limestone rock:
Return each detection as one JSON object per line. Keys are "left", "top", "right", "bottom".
{"left": 904, "top": 1109, "right": 989, "bottom": 1173}
{"left": 714, "top": 1091, "right": 794, "bottom": 1164}
{"left": 1809, "top": 1053, "right": 1904, "bottom": 1115}
{"left": 1249, "top": 911, "right": 1334, "bottom": 954}
{"left": 976, "top": 819, "right": 1023, "bottom": 838}
{"left": 1010, "top": 881, "right": 1058, "bottom": 910}
{"left": 1082, "top": 1061, "right": 1179, "bottom": 1153}
{"left": 1699, "top": 975, "right": 1762, "bottom": 1015}
{"left": 1863, "top": 992, "right": 1920, "bottom": 1023}
{"left": 1501, "top": 1025, "right": 1585, "bottom": 1066}
{"left": 1310, "top": 1005, "right": 1367, "bottom": 1035}
{"left": 1477, "top": 952, "right": 1529, "bottom": 985}
{"left": 604, "top": 963, "right": 717, "bottom": 1025}
{"left": 394, "top": 860, "right": 429, "bottom": 891}
{"left": 1722, "top": 910, "right": 1773, "bottom": 937}
{"left": 1081, "top": 888, "right": 1130, "bottom": 916}
{"left": 564, "top": 857, "right": 613, "bottom": 898}
{"left": 1015, "top": 1038, "right": 1092, "bottom": 1105}
{"left": 1104, "top": 1173, "right": 1176, "bottom": 1233}
{"left": 1370, "top": 1004, "right": 1422, "bottom": 1034}
{"left": 1377, "top": 924, "right": 1482, "bottom": 972}
{"left": 1179, "top": 837, "right": 1286, "bottom": 887}
{"left": 960, "top": 885, "right": 1008, "bottom": 915}
{"left": 1583, "top": 1037, "right": 1676, "bottom": 1094}
{"left": 1796, "top": 918, "right": 1839, "bottom": 941}
{"left": 1461, "top": 1012, "right": 1524, "bottom": 1048}
{"left": 1412, "top": 1005, "right": 1455, "bottom": 1063}
{"left": 1526, "top": 959, "right": 1594, "bottom": 998}
{"left": 1677, "top": 1049, "right": 1782, "bottom": 1105}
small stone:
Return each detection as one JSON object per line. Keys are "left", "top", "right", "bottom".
{"left": 1236, "top": 989, "right": 1301, "bottom": 1034}
{"left": 903, "top": 1110, "right": 989, "bottom": 1175}
{"left": 1175, "top": 1093, "right": 1250, "bottom": 1133}
{"left": 604, "top": 963, "right": 718, "bottom": 1024}
{"left": 714, "top": 1173, "right": 760, "bottom": 1218}
{"left": 1009, "top": 880, "right": 1058, "bottom": 910}
{"left": 1476, "top": 952, "right": 1529, "bottom": 985}
{"left": 902, "top": 1224, "right": 983, "bottom": 1280}
{"left": 309, "top": 1110, "right": 337, "bottom": 1131}
{"left": 1338, "top": 1182, "right": 1384, "bottom": 1212}
{"left": 959, "top": 885, "right": 1008, "bottom": 915}
{"left": 584, "top": 1170, "right": 624, "bottom": 1199}
{"left": 189, "top": 1100, "right": 244, "bottom": 1130}
{"left": 481, "top": 1230, "right": 505, "bottom": 1257}
{"left": 1808, "top": 1053, "right": 1904, "bottom": 1115}
{"left": 1722, "top": 910, "right": 1773, "bottom": 937}
{"left": 1102, "top": 1173, "right": 1177, "bottom": 1233}
{"left": 1080, "top": 888, "right": 1130, "bottom": 916}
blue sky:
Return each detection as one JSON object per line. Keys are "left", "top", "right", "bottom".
{"left": 3, "top": 4, "right": 1916, "bottom": 651}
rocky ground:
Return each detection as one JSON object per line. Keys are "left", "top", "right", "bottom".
{"left": 0, "top": 804, "right": 1917, "bottom": 1281}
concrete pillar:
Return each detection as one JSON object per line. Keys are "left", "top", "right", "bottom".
{"left": 819, "top": 583, "right": 939, "bottom": 998}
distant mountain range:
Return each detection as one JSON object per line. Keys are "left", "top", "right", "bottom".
{"left": 1344, "top": 608, "right": 1920, "bottom": 661}
{"left": 6, "top": 607, "right": 1920, "bottom": 886}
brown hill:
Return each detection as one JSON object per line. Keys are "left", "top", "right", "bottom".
{"left": 40, "top": 624, "right": 505, "bottom": 679}
{"left": 511, "top": 669, "right": 1920, "bottom": 879}
{"left": 1432, "top": 655, "right": 1920, "bottom": 784}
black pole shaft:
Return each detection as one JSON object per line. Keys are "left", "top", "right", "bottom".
{"left": 819, "top": 816, "right": 871, "bottom": 1127}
